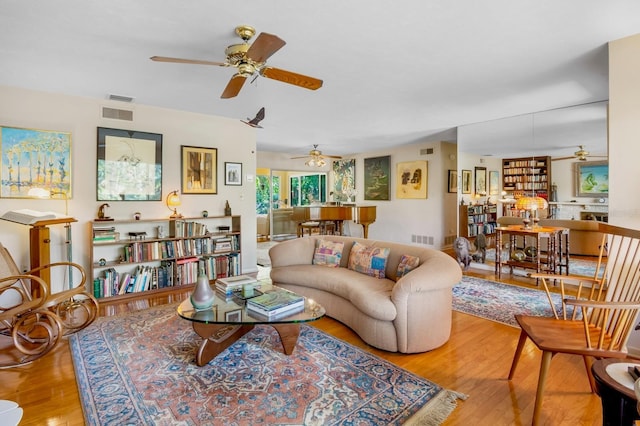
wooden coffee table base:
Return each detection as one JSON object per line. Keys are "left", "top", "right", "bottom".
{"left": 191, "top": 322, "right": 301, "bottom": 366}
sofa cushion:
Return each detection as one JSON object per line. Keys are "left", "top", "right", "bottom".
{"left": 348, "top": 242, "right": 390, "bottom": 278}
{"left": 396, "top": 254, "right": 420, "bottom": 280}
{"left": 312, "top": 239, "right": 344, "bottom": 267}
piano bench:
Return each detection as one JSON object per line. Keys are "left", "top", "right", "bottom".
{"left": 320, "top": 221, "right": 337, "bottom": 235}
{"left": 298, "top": 221, "right": 321, "bottom": 237}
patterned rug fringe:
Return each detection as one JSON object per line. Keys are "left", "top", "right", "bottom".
{"left": 404, "top": 390, "right": 468, "bottom": 425}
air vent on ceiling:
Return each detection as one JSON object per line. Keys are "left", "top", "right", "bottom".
{"left": 108, "top": 94, "right": 135, "bottom": 102}
{"left": 102, "top": 107, "right": 133, "bottom": 121}
{"left": 420, "top": 148, "right": 434, "bottom": 155}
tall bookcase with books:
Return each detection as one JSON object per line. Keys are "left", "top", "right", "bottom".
{"left": 89, "top": 215, "right": 241, "bottom": 301}
{"left": 459, "top": 204, "right": 497, "bottom": 239}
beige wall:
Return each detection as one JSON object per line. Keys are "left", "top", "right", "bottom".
{"left": 0, "top": 85, "right": 258, "bottom": 292}
{"left": 609, "top": 33, "right": 640, "bottom": 229}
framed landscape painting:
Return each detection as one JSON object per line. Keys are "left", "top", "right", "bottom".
{"left": 97, "top": 127, "right": 162, "bottom": 201}
{"left": 363, "top": 155, "right": 390, "bottom": 200}
{"left": 575, "top": 161, "right": 608, "bottom": 197}
{"left": 1, "top": 126, "right": 72, "bottom": 199}
{"left": 396, "top": 160, "right": 428, "bottom": 199}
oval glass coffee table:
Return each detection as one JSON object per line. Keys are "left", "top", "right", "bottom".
{"left": 177, "top": 283, "right": 325, "bottom": 366}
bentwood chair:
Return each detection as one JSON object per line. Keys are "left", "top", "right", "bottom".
{"left": 508, "top": 222, "right": 640, "bottom": 425}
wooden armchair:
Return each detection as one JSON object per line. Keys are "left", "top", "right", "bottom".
{"left": 0, "top": 246, "right": 62, "bottom": 368}
{"left": 508, "top": 223, "right": 640, "bottom": 425}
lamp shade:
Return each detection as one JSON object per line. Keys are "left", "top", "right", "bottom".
{"left": 515, "top": 196, "right": 548, "bottom": 211}
{"left": 166, "top": 190, "right": 182, "bottom": 218}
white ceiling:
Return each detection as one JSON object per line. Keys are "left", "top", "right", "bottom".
{"left": 2, "top": 1, "right": 639, "bottom": 158}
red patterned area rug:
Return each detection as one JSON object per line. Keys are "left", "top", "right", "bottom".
{"left": 70, "top": 304, "right": 465, "bottom": 425}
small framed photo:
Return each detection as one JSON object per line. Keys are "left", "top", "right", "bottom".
{"left": 447, "top": 170, "right": 458, "bottom": 193}
{"left": 225, "top": 162, "right": 242, "bottom": 186}
{"left": 181, "top": 145, "right": 217, "bottom": 194}
{"left": 474, "top": 166, "right": 487, "bottom": 195}
{"left": 225, "top": 309, "right": 242, "bottom": 322}
{"left": 461, "top": 169, "right": 472, "bottom": 194}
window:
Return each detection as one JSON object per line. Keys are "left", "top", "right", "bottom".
{"left": 289, "top": 173, "right": 326, "bottom": 206}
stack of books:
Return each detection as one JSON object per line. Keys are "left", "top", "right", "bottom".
{"left": 93, "top": 226, "right": 118, "bottom": 242}
{"left": 246, "top": 289, "right": 305, "bottom": 318}
{"left": 215, "top": 275, "right": 257, "bottom": 296}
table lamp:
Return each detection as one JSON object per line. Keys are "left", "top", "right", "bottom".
{"left": 515, "top": 196, "right": 548, "bottom": 229}
{"left": 166, "top": 190, "right": 182, "bottom": 218}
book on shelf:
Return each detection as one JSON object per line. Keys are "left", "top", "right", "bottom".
{"left": 246, "top": 289, "right": 305, "bottom": 317}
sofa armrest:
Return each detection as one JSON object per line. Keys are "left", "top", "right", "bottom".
{"left": 269, "top": 237, "right": 316, "bottom": 267}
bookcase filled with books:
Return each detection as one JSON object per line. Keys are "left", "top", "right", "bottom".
{"left": 89, "top": 215, "right": 241, "bottom": 301}
{"left": 459, "top": 204, "right": 497, "bottom": 240}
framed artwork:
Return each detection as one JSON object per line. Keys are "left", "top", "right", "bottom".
{"left": 1, "top": 126, "right": 72, "bottom": 199}
{"left": 363, "top": 155, "right": 390, "bottom": 200}
{"left": 181, "top": 145, "right": 217, "bottom": 194}
{"left": 396, "top": 160, "right": 428, "bottom": 199}
{"left": 97, "top": 127, "right": 162, "bottom": 201}
{"left": 575, "top": 161, "right": 608, "bottom": 197}
{"left": 225, "top": 309, "right": 241, "bottom": 322}
{"left": 447, "top": 170, "right": 458, "bottom": 193}
{"left": 474, "top": 166, "right": 487, "bottom": 195}
{"left": 489, "top": 170, "right": 499, "bottom": 195}
{"left": 332, "top": 159, "right": 356, "bottom": 202}
{"left": 224, "top": 162, "right": 242, "bottom": 186}
{"left": 461, "top": 170, "right": 472, "bottom": 194}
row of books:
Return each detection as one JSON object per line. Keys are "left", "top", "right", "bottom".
{"left": 175, "top": 253, "right": 241, "bottom": 286}
{"left": 121, "top": 235, "right": 239, "bottom": 262}
{"left": 94, "top": 262, "right": 175, "bottom": 298}
{"left": 467, "top": 214, "right": 496, "bottom": 224}
{"left": 467, "top": 222, "right": 497, "bottom": 236}
{"left": 246, "top": 289, "right": 305, "bottom": 318}
{"left": 171, "top": 220, "right": 209, "bottom": 238}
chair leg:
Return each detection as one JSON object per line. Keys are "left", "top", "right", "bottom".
{"left": 583, "top": 356, "right": 597, "bottom": 393}
{"left": 508, "top": 329, "right": 528, "bottom": 379}
{"left": 532, "top": 350, "right": 553, "bottom": 426}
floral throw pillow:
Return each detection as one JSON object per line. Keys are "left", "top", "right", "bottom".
{"left": 312, "top": 239, "right": 344, "bottom": 267}
{"left": 396, "top": 254, "right": 420, "bottom": 280}
{"left": 348, "top": 242, "right": 390, "bottom": 278}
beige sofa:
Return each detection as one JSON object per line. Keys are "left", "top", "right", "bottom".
{"left": 497, "top": 216, "right": 604, "bottom": 256}
{"left": 268, "top": 235, "right": 462, "bottom": 353}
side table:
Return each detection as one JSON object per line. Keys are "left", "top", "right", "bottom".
{"left": 592, "top": 358, "right": 640, "bottom": 426}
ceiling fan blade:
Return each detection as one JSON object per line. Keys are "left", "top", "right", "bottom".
{"left": 322, "top": 155, "right": 343, "bottom": 159}
{"left": 150, "top": 56, "right": 227, "bottom": 66}
{"left": 221, "top": 74, "right": 247, "bottom": 99}
{"left": 552, "top": 156, "right": 578, "bottom": 161}
{"left": 246, "top": 33, "right": 286, "bottom": 63}
{"left": 290, "top": 155, "right": 313, "bottom": 159}
{"left": 261, "top": 67, "right": 323, "bottom": 90}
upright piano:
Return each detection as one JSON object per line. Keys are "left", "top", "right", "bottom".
{"left": 292, "top": 205, "right": 377, "bottom": 238}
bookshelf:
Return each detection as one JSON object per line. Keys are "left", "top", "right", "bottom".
{"left": 502, "top": 156, "right": 552, "bottom": 199}
{"left": 88, "top": 215, "right": 241, "bottom": 301}
{"left": 459, "top": 204, "right": 497, "bottom": 239}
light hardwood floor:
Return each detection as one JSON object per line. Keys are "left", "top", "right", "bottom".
{"left": 1, "top": 263, "right": 604, "bottom": 426}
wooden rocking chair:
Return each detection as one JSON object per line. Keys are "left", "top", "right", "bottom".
{"left": 508, "top": 222, "right": 640, "bottom": 425}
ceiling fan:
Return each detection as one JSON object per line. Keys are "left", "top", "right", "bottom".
{"left": 551, "top": 145, "right": 607, "bottom": 161}
{"left": 291, "top": 145, "right": 342, "bottom": 167}
{"left": 150, "top": 25, "right": 323, "bottom": 99}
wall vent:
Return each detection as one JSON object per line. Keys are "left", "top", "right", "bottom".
{"left": 108, "top": 94, "right": 134, "bottom": 102}
{"left": 420, "top": 148, "right": 434, "bottom": 155}
{"left": 102, "top": 107, "right": 133, "bottom": 121}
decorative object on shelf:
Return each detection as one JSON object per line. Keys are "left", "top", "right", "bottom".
{"left": 224, "top": 201, "right": 232, "bottom": 216}
{"left": 155, "top": 226, "right": 164, "bottom": 239}
{"left": 511, "top": 250, "right": 526, "bottom": 262}
{"left": 133, "top": 212, "right": 141, "bottom": 221}
{"left": 166, "top": 190, "right": 182, "bottom": 218}
{"left": 97, "top": 127, "right": 163, "bottom": 201}
{"left": 550, "top": 183, "right": 558, "bottom": 202}
{"left": 190, "top": 268, "right": 215, "bottom": 311}
{"left": 1, "top": 126, "right": 72, "bottom": 199}
{"left": 98, "top": 258, "right": 107, "bottom": 266}
{"left": 524, "top": 246, "right": 538, "bottom": 258}
{"left": 96, "top": 203, "right": 113, "bottom": 221}
{"left": 181, "top": 145, "right": 217, "bottom": 194}
{"left": 224, "top": 162, "right": 243, "bottom": 186}
{"left": 202, "top": 210, "right": 209, "bottom": 217}
{"left": 396, "top": 160, "right": 428, "bottom": 199}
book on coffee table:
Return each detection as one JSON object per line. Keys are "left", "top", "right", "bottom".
{"left": 246, "top": 289, "right": 304, "bottom": 318}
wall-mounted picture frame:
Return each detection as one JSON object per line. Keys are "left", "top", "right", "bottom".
{"left": 396, "top": 160, "right": 428, "bottom": 199}
{"left": 332, "top": 159, "right": 356, "bottom": 202}
{"left": 363, "top": 155, "right": 390, "bottom": 200}
{"left": 474, "top": 166, "right": 487, "bottom": 195}
{"left": 575, "top": 161, "right": 608, "bottom": 197}
{"left": 225, "top": 309, "right": 241, "bottom": 322}
{"left": 181, "top": 145, "right": 217, "bottom": 194}
{"left": 225, "top": 162, "right": 242, "bottom": 186}
{"left": 447, "top": 170, "right": 458, "bottom": 193}
{"left": 97, "top": 127, "right": 162, "bottom": 201}
{"left": 489, "top": 170, "right": 499, "bottom": 195}
{"left": 1, "top": 126, "right": 72, "bottom": 199}
{"left": 461, "top": 169, "right": 472, "bottom": 194}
